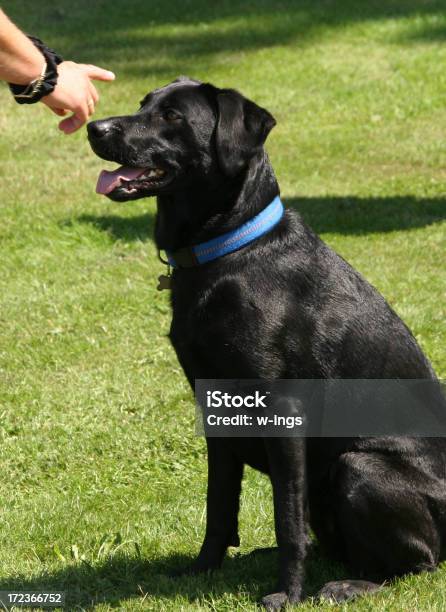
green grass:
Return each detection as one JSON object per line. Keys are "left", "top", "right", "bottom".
{"left": 0, "top": 0, "right": 445, "bottom": 609}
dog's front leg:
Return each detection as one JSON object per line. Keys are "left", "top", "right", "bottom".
{"left": 262, "top": 438, "right": 306, "bottom": 609}
{"left": 187, "top": 437, "right": 243, "bottom": 574}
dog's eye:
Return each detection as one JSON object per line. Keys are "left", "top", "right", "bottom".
{"left": 164, "top": 109, "right": 181, "bottom": 122}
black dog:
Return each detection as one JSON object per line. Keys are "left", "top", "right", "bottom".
{"left": 88, "top": 77, "right": 446, "bottom": 609}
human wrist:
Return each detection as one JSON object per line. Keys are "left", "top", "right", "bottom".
{"left": 9, "top": 36, "right": 63, "bottom": 105}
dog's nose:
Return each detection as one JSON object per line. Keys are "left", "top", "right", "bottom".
{"left": 87, "top": 119, "right": 114, "bottom": 139}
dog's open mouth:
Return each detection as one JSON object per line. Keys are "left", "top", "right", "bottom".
{"left": 96, "top": 166, "right": 169, "bottom": 196}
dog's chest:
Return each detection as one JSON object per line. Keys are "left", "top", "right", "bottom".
{"left": 168, "top": 273, "right": 291, "bottom": 380}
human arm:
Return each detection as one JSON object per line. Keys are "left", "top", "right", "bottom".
{"left": 0, "top": 9, "right": 115, "bottom": 134}
{"left": 0, "top": 9, "right": 44, "bottom": 84}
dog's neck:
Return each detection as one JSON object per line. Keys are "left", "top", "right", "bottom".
{"left": 154, "top": 152, "right": 279, "bottom": 252}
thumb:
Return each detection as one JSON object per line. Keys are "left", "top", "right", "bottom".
{"left": 83, "top": 64, "right": 116, "bottom": 82}
{"left": 58, "top": 114, "right": 84, "bottom": 134}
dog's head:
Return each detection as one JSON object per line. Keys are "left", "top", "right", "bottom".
{"left": 87, "top": 77, "right": 276, "bottom": 202}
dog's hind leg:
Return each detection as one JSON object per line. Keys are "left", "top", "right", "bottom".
{"left": 317, "top": 451, "right": 441, "bottom": 603}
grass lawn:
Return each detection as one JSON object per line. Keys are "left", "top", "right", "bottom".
{"left": 1, "top": 0, "right": 445, "bottom": 609}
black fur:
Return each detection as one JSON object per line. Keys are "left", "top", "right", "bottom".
{"left": 88, "top": 78, "right": 446, "bottom": 609}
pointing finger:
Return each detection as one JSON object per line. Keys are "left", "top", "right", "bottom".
{"left": 82, "top": 64, "right": 115, "bottom": 82}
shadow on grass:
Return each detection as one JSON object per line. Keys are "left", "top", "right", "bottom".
{"left": 5, "top": 0, "right": 446, "bottom": 72}
{"left": 76, "top": 212, "right": 156, "bottom": 243}
{"left": 76, "top": 195, "right": 446, "bottom": 244}
{"left": 287, "top": 195, "right": 446, "bottom": 235}
{"left": 0, "top": 545, "right": 343, "bottom": 609}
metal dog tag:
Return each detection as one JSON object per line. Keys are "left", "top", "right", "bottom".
{"left": 157, "top": 274, "right": 172, "bottom": 291}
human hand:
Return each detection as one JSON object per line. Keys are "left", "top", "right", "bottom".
{"left": 42, "top": 61, "right": 115, "bottom": 134}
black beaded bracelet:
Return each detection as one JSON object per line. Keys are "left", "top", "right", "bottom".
{"left": 9, "top": 36, "right": 63, "bottom": 105}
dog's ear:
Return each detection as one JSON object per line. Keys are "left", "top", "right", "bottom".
{"left": 215, "top": 89, "right": 276, "bottom": 177}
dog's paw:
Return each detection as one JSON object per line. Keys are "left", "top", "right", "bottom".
{"left": 317, "top": 579, "right": 382, "bottom": 603}
{"left": 261, "top": 590, "right": 301, "bottom": 610}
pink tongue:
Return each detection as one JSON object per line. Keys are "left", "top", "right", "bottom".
{"left": 96, "top": 166, "right": 145, "bottom": 195}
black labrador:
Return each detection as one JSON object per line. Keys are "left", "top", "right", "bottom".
{"left": 87, "top": 77, "right": 446, "bottom": 609}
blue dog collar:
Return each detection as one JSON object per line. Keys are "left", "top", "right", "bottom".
{"left": 165, "top": 195, "right": 284, "bottom": 268}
